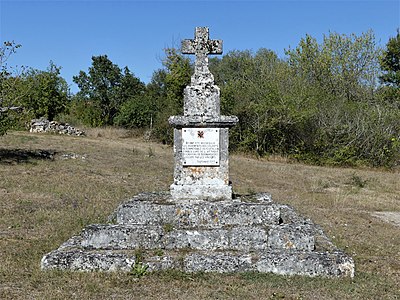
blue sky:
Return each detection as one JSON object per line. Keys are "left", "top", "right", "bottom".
{"left": 1, "top": 0, "right": 399, "bottom": 94}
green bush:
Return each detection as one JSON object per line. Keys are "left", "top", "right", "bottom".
{"left": 114, "top": 96, "right": 152, "bottom": 129}
{"left": 68, "top": 99, "right": 104, "bottom": 127}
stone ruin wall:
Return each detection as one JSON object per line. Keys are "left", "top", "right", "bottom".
{"left": 29, "top": 118, "right": 85, "bottom": 136}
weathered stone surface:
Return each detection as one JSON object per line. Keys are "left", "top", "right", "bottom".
{"left": 144, "top": 255, "right": 177, "bottom": 272}
{"left": 229, "top": 226, "right": 268, "bottom": 251}
{"left": 78, "top": 226, "right": 266, "bottom": 251}
{"left": 69, "top": 224, "right": 314, "bottom": 252}
{"left": 41, "top": 248, "right": 354, "bottom": 277}
{"left": 114, "top": 193, "right": 280, "bottom": 228}
{"left": 165, "top": 228, "right": 230, "bottom": 250}
{"left": 256, "top": 250, "right": 355, "bottom": 278}
{"left": 184, "top": 252, "right": 253, "bottom": 273}
{"left": 30, "top": 118, "right": 85, "bottom": 136}
{"left": 41, "top": 193, "right": 355, "bottom": 277}
{"left": 80, "top": 224, "right": 164, "bottom": 250}
{"left": 268, "top": 224, "right": 315, "bottom": 251}
{"left": 168, "top": 115, "right": 238, "bottom": 128}
{"left": 169, "top": 27, "right": 238, "bottom": 201}
{"left": 41, "top": 250, "right": 135, "bottom": 272}
{"left": 183, "top": 84, "right": 221, "bottom": 117}
{"left": 170, "top": 183, "right": 233, "bottom": 202}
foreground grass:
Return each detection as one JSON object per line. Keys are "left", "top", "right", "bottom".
{"left": 0, "top": 129, "right": 399, "bottom": 299}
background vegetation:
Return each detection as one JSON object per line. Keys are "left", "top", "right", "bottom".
{"left": 1, "top": 29, "right": 399, "bottom": 167}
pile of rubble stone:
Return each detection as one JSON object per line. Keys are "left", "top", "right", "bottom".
{"left": 30, "top": 118, "right": 85, "bottom": 136}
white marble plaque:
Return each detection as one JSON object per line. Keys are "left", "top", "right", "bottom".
{"left": 182, "top": 128, "right": 219, "bottom": 166}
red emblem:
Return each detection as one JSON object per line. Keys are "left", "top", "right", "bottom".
{"left": 197, "top": 130, "right": 204, "bottom": 138}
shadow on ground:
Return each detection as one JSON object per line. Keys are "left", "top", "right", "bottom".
{"left": 0, "top": 149, "right": 56, "bottom": 164}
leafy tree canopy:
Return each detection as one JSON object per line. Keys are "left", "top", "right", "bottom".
{"left": 0, "top": 41, "right": 23, "bottom": 135}
{"left": 22, "top": 61, "right": 69, "bottom": 121}
{"left": 379, "top": 29, "right": 400, "bottom": 88}
{"left": 73, "top": 55, "right": 145, "bottom": 125}
{"left": 286, "top": 30, "right": 380, "bottom": 102}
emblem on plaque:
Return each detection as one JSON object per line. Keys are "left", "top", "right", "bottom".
{"left": 197, "top": 130, "right": 204, "bottom": 138}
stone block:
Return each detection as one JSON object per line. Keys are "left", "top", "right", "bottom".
{"left": 165, "top": 229, "right": 230, "bottom": 250}
{"left": 80, "top": 224, "right": 164, "bottom": 250}
{"left": 267, "top": 224, "right": 315, "bottom": 251}
{"left": 145, "top": 255, "right": 177, "bottom": 272}
{"left": 115, "top": 201, "right": 176, "bottom": 226}
{"left": 256, "top": 250, "right": 355, "bottom": 278}
{"left": 170, "top": 184, "right": 233, "bottom": 201}
{"left": 41, "top": 250, "right": 135, "bottom": 272}
{"left": 76, "top": 225, "right": 271, "bottom": 251}
{"left": 230, "top": 226, "right": 268, "bottom": 251}
{"left": 184, "top": 252, "right": 253, "bottom": 273}
{"left": 115, "top": 194, "right": 281, "bottom": 228}
{"left": 41, "top": 248, "right": 354, "bottom": 277}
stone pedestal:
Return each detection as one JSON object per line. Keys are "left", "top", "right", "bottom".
{"left": 169, "top": 27, "right": 238, "bottom": 201}
{"left": 169, "top": 117, "right": 237, "bottom": 201}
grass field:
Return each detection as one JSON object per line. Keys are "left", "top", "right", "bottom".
{"left": 0, "top": 129, "right": 399, "bottom": 299}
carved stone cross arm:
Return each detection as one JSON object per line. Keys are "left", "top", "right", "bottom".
{"left": 181, "top": 27, "right": 222, "bottom": 79}
{"left": 181, "top": 27, "right": 222, "bottom": 55}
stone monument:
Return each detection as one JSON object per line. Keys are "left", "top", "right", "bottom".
{"left": 41, "top": 27, "right": 355, "bottom": 277}
{"left": 169, "top": 27, "right": 238, "bottom": 201}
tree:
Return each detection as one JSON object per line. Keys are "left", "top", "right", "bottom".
{"left": 22, "top": 61, "right": 69, "bottom": 121}
{"left": 380, "top": 29, "right": 400, "bottom": 88}
{"left": 285, "top": 31, "right": 399, "bottom": 167}
{"left": 205, "top": 33, "right": 398, "bottom": 167}
{"left": 73, "top": 55, "right": 144, "bottom": 125}
{"left": 210, "top": 48, "right": 311, "bottom": 155}
{"left": 378, "top": 30, "right": 400, "bottom": 106}
{"left": 0, "top": 41, "right": 22, "bottom": 135}
{"left": 118, "top": 66, "right": 145, "bottom": 101}
{"left": 146, "top": 48, "right": 191, "bottom": 143}
{"left": 1, "top": 42, "right": 70, "bottom": 133}
{"left": 286, "top": 31, "right": 381, "bottom": 102}
{"left": 163, "top": 48, "right": 192, "bottom": 114}
{"left": 114, "top": 93, "right": 153, "bottom": 129}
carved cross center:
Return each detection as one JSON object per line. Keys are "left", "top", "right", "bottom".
{"left": 181, "top": 27, "right": 222, "bottom": 75}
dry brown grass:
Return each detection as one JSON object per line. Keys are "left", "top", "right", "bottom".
{"left": 0, "top": 129, "right": 399, "bottom": 299}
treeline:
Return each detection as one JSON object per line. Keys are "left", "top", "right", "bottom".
{"left": 212, "top": 31, "right": 400, "bottom": 167}
{"left": 1, "top": 30, "right": 399, "bottom": 167}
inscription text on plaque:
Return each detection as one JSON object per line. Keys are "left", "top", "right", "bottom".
{"left": 182, "top": 128, "right": 219, "bottom": 166}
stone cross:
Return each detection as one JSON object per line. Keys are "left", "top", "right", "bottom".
{"left": 181, "top": 27, "right": 222, "bottom": 83}
{"left": 169, "top": 27, "right": 238, "bottom": 201}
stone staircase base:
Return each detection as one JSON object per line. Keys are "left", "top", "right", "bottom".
{"left": 41, "top": 192, "right": 354, "bottom": 277}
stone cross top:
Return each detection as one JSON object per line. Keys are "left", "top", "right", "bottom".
{"left": 181, "top": 27, "right": 222, "bottom": 84}
{"left": 169, "top": 27, "right": 238, "bottom": 201}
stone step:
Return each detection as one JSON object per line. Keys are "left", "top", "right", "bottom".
{"left": 41, "top": 248, "right": 354, "bottom": 278}
{"left": 41, "top": 192, "right": 354, "bottom": 277}
{"left": 69, "top": 223, "right": 316, "bottom": 252}
{"left": 113, "top": 193, "right": 282, "bottom": 228}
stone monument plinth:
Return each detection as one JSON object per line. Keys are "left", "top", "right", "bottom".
{"left": 169, "top": 27, "right": 238, "bottom": 201}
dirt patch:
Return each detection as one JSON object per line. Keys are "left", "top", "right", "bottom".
{"left": 371, "top": 212, "right": 400, "bottom": 227}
